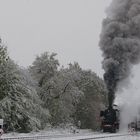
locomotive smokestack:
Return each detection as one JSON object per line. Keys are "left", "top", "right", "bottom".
{"left": 99, "top": 0, "right": 140, "bottom": 107}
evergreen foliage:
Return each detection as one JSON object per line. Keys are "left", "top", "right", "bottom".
{"left": 0, "top": 41, "right": 49, "bottom": 132}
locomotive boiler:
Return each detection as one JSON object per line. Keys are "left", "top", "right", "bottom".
{"left": 100, "top": 105, "right": 119, "bottom": 133}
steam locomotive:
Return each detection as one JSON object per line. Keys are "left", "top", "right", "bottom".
{"left": 100, "top": 105, "right": 140, "bottom": 133}
{"left": 100, "top": 105, "right": 119, "bottom": 133}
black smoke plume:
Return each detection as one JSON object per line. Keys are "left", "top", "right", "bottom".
{"left": 99, "top": 0, "right": 140, "bottom": 107}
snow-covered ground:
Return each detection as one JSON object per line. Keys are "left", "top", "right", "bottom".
{"left": 1, "top": 129, "right": 140, "bottom": 140}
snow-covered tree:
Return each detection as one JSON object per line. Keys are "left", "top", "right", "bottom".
{"left": 75, "top": 70, "right": 107, "bottom": 130}
{"left": 29, "top": 52, "right": 59, "bottom": 87}
{"left": 0, "top": 42, "right": 9, "bottom": 100}
{"left": 0, "top": 41, "right": 50, "bottom": 132}
{"left": 38, "top": 62, "right": 84, "bottom": 125}
{"left": 0, "top": 60, "right": 39, "bottom": 132}
{"left": 19, "top": 68, "right": 50, "bottom": 131}
{"left": 29, "top": 51, "right": 107, "bottom": 129}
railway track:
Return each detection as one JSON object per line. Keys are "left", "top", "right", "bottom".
{"left": 78, "top": 133, "right": 136, "bottom": 140}
{"left": 0, "top": 132, "right": 139, "bottom": 140}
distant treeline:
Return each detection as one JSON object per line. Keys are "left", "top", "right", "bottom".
{"left": 0, "top": 39, "right": 107, "bottom": 132}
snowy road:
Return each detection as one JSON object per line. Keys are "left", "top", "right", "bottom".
{"left": 40, "top": 134, "right": 140, "bottom": 140}
{"left": 1, "top": 129, "right": 140, "bottom": 140}
{"left": 1, "top": 133, "right": 140, "bottom": 140}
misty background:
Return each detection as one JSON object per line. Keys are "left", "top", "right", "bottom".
{"left": 0, "top": 0, "right": 112, "bottom": 77}
{"left": 0, "top": 0, "right": 140, "bottom": 133}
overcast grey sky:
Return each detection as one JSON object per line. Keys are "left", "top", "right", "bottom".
{"left": 0, "top": 0, "right": 112, "bottom": 77}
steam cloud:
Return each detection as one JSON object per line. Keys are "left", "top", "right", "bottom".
{"left": 115, "top": 65, "right": 140, "bottom": 130}
{"left": 99, "top": 0, "right": 140, "bottom": 107}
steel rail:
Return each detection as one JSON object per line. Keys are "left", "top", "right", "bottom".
{"left": 77, "top": 133, "right": 135, "bottom": 140}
